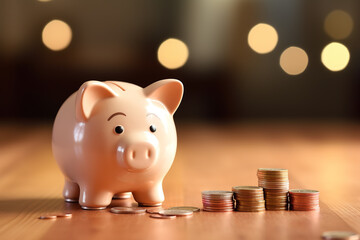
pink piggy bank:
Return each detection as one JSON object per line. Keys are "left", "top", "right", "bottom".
{"left": 52, "top": 79, "right": 183, "bottom": 209}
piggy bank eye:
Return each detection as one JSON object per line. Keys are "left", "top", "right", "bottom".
{"left": 149, "top": 125, "right": 156, "bottom": 133}
{"left": 114, "top": 125, "right": 124, "bottom": 134}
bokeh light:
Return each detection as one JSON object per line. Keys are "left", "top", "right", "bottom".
{"left": 157, "top": 38, "right": 189, "bottom": 69}
{"left": 321, "top": 42, "right": 350, "bottom": 72}
{"left": 280, "top": 47, "right": 308, "bottom": 75}
{"left": 42, "top": 20, "right": 72, "bottom": 51}
{"left": 324, "top": 10, "right": 353, "bottom": 40}
{"left": 248, "top": 23, "right": 278, "bottom": 54}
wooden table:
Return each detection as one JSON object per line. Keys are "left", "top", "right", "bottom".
{"left": 0, "top": 122, "right": 359, "bottom": 240}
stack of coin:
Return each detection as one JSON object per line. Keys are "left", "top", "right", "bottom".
{"left": 232, "top": 186, "right": 265, "bottom": 212}
{"left": 201, "top": 191, "right": 234, "bottom": 212}
{"left": 289, "top": 189, "right": 320, "bottom": 211}
{"left": 257, "top": 168, "right": 289, "bottom": 210}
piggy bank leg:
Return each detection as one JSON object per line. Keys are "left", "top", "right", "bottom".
{"left": 63, "top": 180, "right": 80, "bottom": 203}
{"left": 79, "top": 187, "right": 113, "bottom": 210}
{"left": 132, "top": 183, "right": 164, "bottom": 207}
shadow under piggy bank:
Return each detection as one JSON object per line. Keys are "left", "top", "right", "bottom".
{"left": 0, "top": 197, "right": 138, "bottom": 214}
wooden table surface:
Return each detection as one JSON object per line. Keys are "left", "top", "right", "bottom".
{"left": 0, "top": 122, "right": 359, "bottom": 240}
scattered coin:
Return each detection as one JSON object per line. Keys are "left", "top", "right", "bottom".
{"left": 150, "top": 214, "right": 176, "bottom": 219}
{"left": 168, "top": 206, "right": 200, "bottom": 212}
{"left": 138, "top": 203, "right": 162, "bottom": 207}
{"left": 39, "top": 215, "right": 57, "bottom": 220}
{"left": 39, "top": 212, "right": 73, "bottom": 220}
{"left": 289, "top": 189, "right": 320, "bottom": 211}
{"left": 146, "top": 208, "right": 164, "bottom": 214}
{"left": 322, "top": 231, "right": 359, "bottom": 240}
{"left": 159, "top": 209, "right": 193, "bottom": 216}
{"left": 55, "top": 213, "right": 72, "bottom": 218}
{"left": 110, "top": 207, "right": 146, "bottom": 214}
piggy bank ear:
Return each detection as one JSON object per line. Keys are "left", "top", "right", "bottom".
{"left": 144, "top": 79, "right": 184, "bottom": 115}
{"left": 75, "top": 81, "right": 118, "bottom": 122}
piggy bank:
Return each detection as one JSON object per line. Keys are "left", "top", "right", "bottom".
{"left": 52, "top": 79, "right": 183, "bottom": 209}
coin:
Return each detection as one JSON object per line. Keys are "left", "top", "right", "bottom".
{"left": 258, "top": 168, "right": 288, "bottom": 172}
{"left": 55, "top": 213, "right": 72, "bottom": 218}
{"left": 232, "top": 186, "right": 263, "bottom": 191}
{"left": 150, "top": 214, "right": 176, "bottom": 219}
{"left": 146, "top": 208, "right": 163, "bottom": 214}
{"left": 39, "top": 215, "right": 57, "bottom": 220}
{"left": 237, "top": 200, "right": 265, "bottom": 206}
{"left": 167, "top": 206, "right": 200, "bottom": 212}
{"left": 202, "top": 202, "right": 234, "bottom": 205}
{"left": 202, "top": 198, "right": 232, "bottom": 201}
{"left": 159, "top": 209, "right": 193, "bottom": 216}
{"left": 266, "top": 207, "right": 288, "bottom": 210}
{"left": 202, "top": 190, "right": 234, "bottom": 212}
{"left": 289, "top": 189, "right": 319, "bottom": 211}
{"left": 202, "top": 201, "right": 234, "bottom": 205}
{"left": 202, "top": 205, "right": 234, "bottom": 208}
{"left": 290, "top": 189, "right": 319, "bottom": 193}
{"left": 322, "top": 231, "right": 359, "bottom": 240}
{"left": 236, "top": 209, "right": 265, "bottom": 212}
{"left": 202, "top": 203, "right": 234, "bottom": 207}
{"left": 233, "top": 185, "right": 266, "bottom": 212}
{"left": 203, "top": 208, "right": 233, "bottom": 212}
{"left": 203, "top": 206, "right": 234, "bottom": 209}
{"left": 238, "top": 206, "right": 266, "bottom": 210}
{"left": 202, "top": 190, "right": 233, "bottom": 195}
{"left": 257, "top": 168, "right": 289, "bottom": 211}
{"left": 202, "top": 191, "right": 234, "bottom": 199}
{"left": 110, "top": 207, "right": 146, "bottom": 214}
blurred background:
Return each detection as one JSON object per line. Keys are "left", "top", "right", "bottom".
{"left": 0, "top": 0, "right": 359, "bottom": 122}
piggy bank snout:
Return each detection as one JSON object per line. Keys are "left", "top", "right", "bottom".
{"left": 126, "top": 142, "right": 156, "bottom": 162}
{"left": 118, "top": 140, "right": 158, "bottom": 172}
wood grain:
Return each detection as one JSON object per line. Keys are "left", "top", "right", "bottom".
{"left": 0, "top": 123, "right": 359, "bottom": 239}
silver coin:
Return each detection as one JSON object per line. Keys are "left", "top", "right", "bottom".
{"left": 168, "top": 206, "right": 200, "bottom": 212}
{"left": 289, "top": 189, "right": 319, "bottom": 194}
{"left": 202, "top": 191, "right": 233, "bottom": 195}
{"left": 146, "top": 208, "right": 163, "bottom": 214}
{"left": 110, "top": 207, "right": 146, "bottom": 214}
{"left": 322, "top": 231, "right": 359, "bottom": 240}
{"left": 159, "top": 209, "right": 193, "bottom": 216}
{"left": 258, "top": 168, "right": 288, "bottom": 172}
